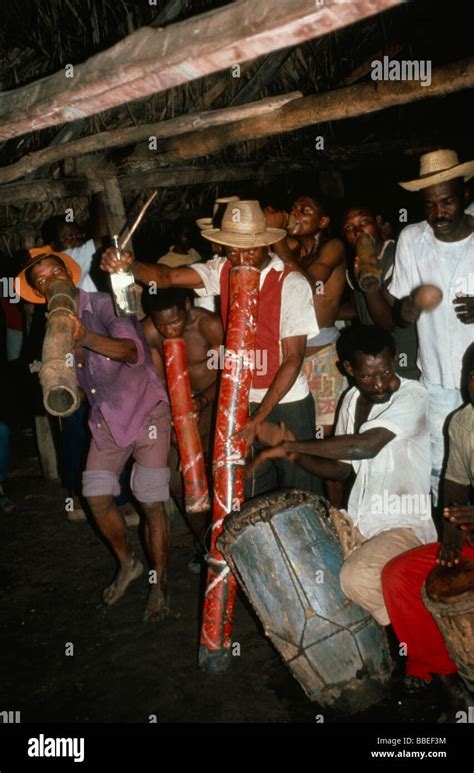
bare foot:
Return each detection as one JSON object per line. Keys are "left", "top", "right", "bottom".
{"left": 102, "top": 557, "right": 144, "bottom": 606}
{"left": 143, "top": 586, "right": 170, "bottom": 623}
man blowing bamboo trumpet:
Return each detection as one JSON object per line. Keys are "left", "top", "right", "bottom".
{"left": 101, "top": 201, "right": 322, "bottom": 496}
{"left": 16, "top": 250, "right": 171, "bottom": 622}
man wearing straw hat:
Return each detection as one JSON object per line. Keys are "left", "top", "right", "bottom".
{"left": 101, "top": 200, "right": 322, "bottom": 496}
{"left": 16, "top": 248, "right": 172, "bottom": 622}
{"left": 387, "top": 149, "right": 474, "bottom": 506}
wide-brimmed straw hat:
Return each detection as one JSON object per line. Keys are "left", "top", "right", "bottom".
{"left": 202, "top": 200, "right": 286, "bottom": 248}
{"left": 16, "top": 246, "right": 81, "bottom": 304}
{"left": 399, "top": 149, "right": 474, "bottom": 192}
{"left": 196, "top": 196, "right": 241, "bottom": 232}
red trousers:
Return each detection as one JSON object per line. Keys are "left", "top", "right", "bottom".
{"left": 382, "top": 542, "right": 474, "bottom": 680}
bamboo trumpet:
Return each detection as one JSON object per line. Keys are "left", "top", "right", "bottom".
{"left": 199, "top": 264, "right": 260, "bottom": 672}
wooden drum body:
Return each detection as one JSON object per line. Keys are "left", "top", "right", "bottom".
{"left": 218, "top": 490, "right": 392, "bottom": 714}
{"left": 422, "top": 559, "right": 474, "bottom": 692}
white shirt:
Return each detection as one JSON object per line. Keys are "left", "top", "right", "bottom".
{"left": 335, "top": 378, "right": 437, "bottom": 543}
{"left": 192, "top": 253, "right": 319, "bottom": 403}
{"left": 157, "top": 246, "right": 202, "bottom": 267}
{"left": 66, "top": 238, "right": 98, "bottom": 293}
{"left": 390, "top": 221, "right": 474, "bottom": 389}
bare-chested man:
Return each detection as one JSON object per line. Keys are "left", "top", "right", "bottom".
{"left": 141, "top": 286, "right": 223, "bottom": 458}
{"left": 141, "top": 287, "right": 223, "bottom": 557}
{"left": 285, "top": 194, "right": 348, "bottom": 436}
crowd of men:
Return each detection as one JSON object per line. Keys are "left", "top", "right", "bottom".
{"left": 3, "top": 147, "right": 474, "bottom": 717}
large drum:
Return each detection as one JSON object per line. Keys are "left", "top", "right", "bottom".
{"left": 422, "top": 559, "right": 474, "bottom": 692}
{"left": 218, "top": 490, "right": 392, "bottom": 714}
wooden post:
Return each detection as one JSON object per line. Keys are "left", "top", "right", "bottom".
{"left": 35, "top": 416, "right": 59, "bottom": 481}
{"left": 102, "top": 177, "right": 128, "bottom": 240}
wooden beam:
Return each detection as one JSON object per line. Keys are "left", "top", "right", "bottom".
{"left": 134, "top": 57, "right": 474, "bottom": 164}
{"left": 0, "top": 0, "right": 401, "bottom": 141}
{"left": 0, "top": 93, "right": 301, "bottom": 184}
{"left": 0, "top": 160, "right": 312, "bottom": 205}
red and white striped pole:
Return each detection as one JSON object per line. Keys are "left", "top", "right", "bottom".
{"left": 198, "top": 264, "right": 260, "bottom": 672}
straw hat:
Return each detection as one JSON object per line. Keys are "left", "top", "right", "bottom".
{"left": 196, "top": 196, "right": 241, "bottom": 232}
{"left": 196, "top": 217, "right": 213, "bottom": 232}
{"left": 201, "top": 200, "right": 286, "bottom": 248}
{"left": 399, "top": 149, "right": 474, "bottom": 192}
{"left": 16, "top": 246, "right": 81, "bottom": 304}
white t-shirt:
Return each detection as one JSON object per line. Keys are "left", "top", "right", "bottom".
{"left": 335, "top": 378, "right": 437, "bottom": 543}
{"left": 192, "top": 253, "right": 319, "bottom": 403}
{"left": 66, "top": 238, "right": 98, "bottom": 293}
{"left": 390, "top": 221, "right": 474, "bottom": 389}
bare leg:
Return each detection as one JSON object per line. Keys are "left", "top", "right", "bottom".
{"left": 141, "top": 501, "right": 170, "bottom": 623}
{"left": 87, "top": 494, "right": 143, "bottom": 605}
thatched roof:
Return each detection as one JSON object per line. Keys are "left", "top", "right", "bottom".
{"left": 0, "top": 0, "right": 472, "bottom": 256}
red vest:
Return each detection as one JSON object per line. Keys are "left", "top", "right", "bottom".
{"left": 219, "top": 260, "right": 295, "bottom": 389}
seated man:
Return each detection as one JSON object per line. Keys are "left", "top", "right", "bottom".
{"left": 101, "top": 200, "right": 322, "bottom": 498}
{"left": 16, "top": 249, "right": 171, "bottom": 623}
{"left": 141, "top": 286, "right": 223, "bottom": 552}
{"left": 382, "top": 343, "right": 474, "bottom": 712}
{"left": 251, "top": 325, "right": 437, "bottom": 625}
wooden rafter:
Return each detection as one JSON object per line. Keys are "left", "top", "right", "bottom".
{"left": 0, "top": 0, "right": 401, "bottom": 141}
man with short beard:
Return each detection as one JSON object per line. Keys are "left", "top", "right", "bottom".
{"left": 251, "top": 326, "right": 437, "bottom": 625}
{"left": 388, "top": 149, "right": 474, "bottom": 505}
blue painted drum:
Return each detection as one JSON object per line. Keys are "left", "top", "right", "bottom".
{"left": 218, "top": 489, "right": 392, "bottom": 715}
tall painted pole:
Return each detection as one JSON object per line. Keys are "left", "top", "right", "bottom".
{"left": 163, "top": 337, "right": 210, "bottom": 514}
{"left": 199, "top": 264, "right": 260, "bottom": 672}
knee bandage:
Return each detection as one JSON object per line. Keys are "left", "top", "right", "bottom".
{"left": 131, "top": 463, "right": 170, "bottom": 503}
{"left": 82, "top": 470, "right": 121, "bottom": 498}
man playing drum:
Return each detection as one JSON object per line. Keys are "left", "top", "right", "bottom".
{"left": 251, "top": 325, "right": 437, "bottom": 626}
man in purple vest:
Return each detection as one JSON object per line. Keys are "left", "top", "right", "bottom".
{"left": 17, "top": 249, "right": 171, "bottom": 623}
{"left": 101, "top": 201, "right": 321, "bottom": 497}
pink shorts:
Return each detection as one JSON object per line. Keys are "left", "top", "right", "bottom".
{"left": 82, "top": 401, "right": 171, "bottom": 503}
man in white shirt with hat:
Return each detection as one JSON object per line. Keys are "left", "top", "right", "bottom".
{"left": 101, "top": 200, "right": 322, "bottom": 497}
{"left": 387, "top": 149, "right": 474, "bottom": 505}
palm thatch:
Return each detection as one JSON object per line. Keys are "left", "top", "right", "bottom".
{"left": 0, "top": 0, "right": 472, "bottom": 255}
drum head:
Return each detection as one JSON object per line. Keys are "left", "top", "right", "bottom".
{"left": 217, "top": 489, "right": 330, "bottom": 558}
{"left": 425, "top": 558, "right": 474, "bottom": 603}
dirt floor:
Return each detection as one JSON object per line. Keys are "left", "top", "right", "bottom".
{"left": 1, "top": 426, "right": 444, "bottom": 725}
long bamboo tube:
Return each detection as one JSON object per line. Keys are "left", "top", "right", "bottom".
{"left": 40, "top": 278, "right": 80, "bottom": 417}
{"left": 163, "top": 337, "right": 210, "bottom": 513}
{"left": 199, "top": 265, "right": 260, "bottom": 672}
